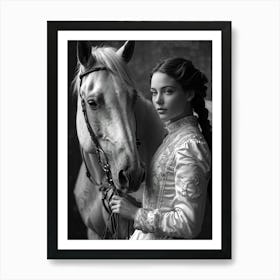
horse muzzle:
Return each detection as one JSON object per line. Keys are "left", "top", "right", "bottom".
{"left": 117, "top": 162, "right": 145, "bottom": 193}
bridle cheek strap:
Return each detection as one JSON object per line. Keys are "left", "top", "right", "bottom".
{"left": 79, "top": 67, "right": 132, "bottom": 239}
{"left": 78, "top": 67, "right": 115, "bottom": 187}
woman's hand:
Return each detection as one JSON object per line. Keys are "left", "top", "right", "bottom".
{"left": 110, "top": 195, "right": 139, "bottom": 220}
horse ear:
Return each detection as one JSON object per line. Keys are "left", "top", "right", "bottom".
{"left": 77, "top": 41, "right": 92, "bottom": 66}
{"left": 116, "top": 41, "right": 135, "bottom": 63}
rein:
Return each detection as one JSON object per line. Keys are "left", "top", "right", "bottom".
{"left": 78, "top": 66, "right": 134, "bottom": 239}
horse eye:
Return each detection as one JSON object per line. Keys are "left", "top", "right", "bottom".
{"left": 87, "top": 99, "right": 98, "bottom": 109}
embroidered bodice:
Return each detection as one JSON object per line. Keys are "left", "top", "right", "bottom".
{"left": 130, "top": 115, "right": 211, "bottom": 239}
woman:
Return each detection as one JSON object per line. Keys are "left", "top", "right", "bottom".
{"left": 110, "top": 57, "right": 212, "bottom": 239}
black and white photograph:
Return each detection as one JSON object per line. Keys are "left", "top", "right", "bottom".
{"left": 48, "top": 21, "right": 231, "bottom": 259}
{"left": 2, "top": 0, "right": 280, "bottom": 279}
{"left": 68, "top": 40, "right": 213, "bottom": 242}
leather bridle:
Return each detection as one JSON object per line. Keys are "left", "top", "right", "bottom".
{"left": 79, "top": 67, "right": 117, "bottom": 193}
{"left": 78, "top": 66, "right": 136, "bottom": 239}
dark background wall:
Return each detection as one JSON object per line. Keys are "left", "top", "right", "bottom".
{"left": 68, "top": 41, "right": 212, "bottom": 239}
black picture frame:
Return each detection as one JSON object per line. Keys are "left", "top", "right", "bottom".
{"left": 47, "top": 21, "right": 231, "bottom": 259}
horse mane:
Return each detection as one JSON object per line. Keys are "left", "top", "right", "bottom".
{"left": 72, "top": 45, "right": 137, "bottom": 96}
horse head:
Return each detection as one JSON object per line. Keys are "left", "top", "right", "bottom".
{"left": 74, "top": 41, "right": 145, "bottom": 194}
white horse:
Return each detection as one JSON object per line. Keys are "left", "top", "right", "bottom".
{"left": 72, "top": 41, "right": 165, "bottom": 239}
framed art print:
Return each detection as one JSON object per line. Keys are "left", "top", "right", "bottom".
{"left": 47, "top": 21, "right": 231, "bottom": 259}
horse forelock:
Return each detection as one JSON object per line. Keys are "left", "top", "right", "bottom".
{"left": 72, "top": 45, "right": 136, "bottom": 97}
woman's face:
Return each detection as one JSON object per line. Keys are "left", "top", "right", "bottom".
{"left": 150, "top": 72, "right": 191, "bottom": 122}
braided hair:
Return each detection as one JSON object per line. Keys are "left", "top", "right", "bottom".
{"left": 150, "top": 57, "right": 212, "bottom": 150}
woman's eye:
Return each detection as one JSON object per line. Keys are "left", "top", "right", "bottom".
{"left": 164, "top": 89, "right": 174, "bottom": 95}
{"left": 87, "top": 99, "right": 98, "bottom": 109}
{"left": 150, "top": 91, "right": 157, "bottom": 96}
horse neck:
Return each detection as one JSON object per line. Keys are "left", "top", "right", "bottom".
{"left": 134, "top": 95, "right": 165, "bottom": 165}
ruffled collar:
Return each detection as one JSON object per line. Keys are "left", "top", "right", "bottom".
{"left": 165, "top": 115, "right": 198, "bottom": 134}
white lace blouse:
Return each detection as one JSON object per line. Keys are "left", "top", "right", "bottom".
{"left": 130, "top": 115, "right": 211, "bottom": 239}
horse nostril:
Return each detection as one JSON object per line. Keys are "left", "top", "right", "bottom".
{"left": 118, "top": 170, "right": 129, "bottom": 187}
